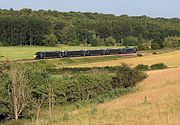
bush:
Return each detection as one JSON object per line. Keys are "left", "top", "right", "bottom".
{"left": 152, "top": 51, "right": 159, "bottom": 55}
{"left": 52, "top": 70, "right": 113, "bottom": 104}
{"left": 123, "top": 36, "right": 138, "bottom": 46}
{"left": 135, "top": 64, "right": 149, "bottom": 71}
{"left": 104, "top": 37, "right": 116, "bottom": 46}
{"left": 150, "top": 63, "right": 168, "bottom": 70}
{"left": 137, "top": 43, "right": 150, "bottom": 51}
{"left": 137, "top": 53, "right": 143, "bottom": 57}
{"left": 112, "top": 63, "right": 147, "bottom": 88}
{"left": 43, "top": 34, "right": 58, "bottom": 46}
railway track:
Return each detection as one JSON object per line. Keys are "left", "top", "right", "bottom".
{"left": 5, "top": 53, "right": 137, "bottom": 63}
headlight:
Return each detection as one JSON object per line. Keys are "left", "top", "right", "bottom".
{"left": 34, "top": 55, "right": 37, "bottom": 59}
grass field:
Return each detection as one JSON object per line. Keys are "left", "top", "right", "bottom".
{"left": 0, "top": 45, "right": 124, "bottom": 60}
{"left": 5, "top": 68, "right": 179, "bottom": 125}
{"left": 71, "top": 50, "right": 180, "bottom": 68}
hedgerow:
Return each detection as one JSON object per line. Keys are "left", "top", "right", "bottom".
{"left": 150, "top": 63, "right": 168, "bottom": 70}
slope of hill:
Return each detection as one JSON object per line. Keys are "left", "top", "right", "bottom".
{"left": 58, "top": 68, "right": 180, "bottom": 125}
{"left": 10, "top": 68, "right": 179, "bottom": 125}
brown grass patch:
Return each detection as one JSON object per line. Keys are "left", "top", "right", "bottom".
{"left": 66, "top": 68, "right": 180, "bottom": 125}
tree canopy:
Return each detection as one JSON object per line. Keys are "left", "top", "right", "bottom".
{"left": 0, "top": 9, "right": 180, "bottom": 48}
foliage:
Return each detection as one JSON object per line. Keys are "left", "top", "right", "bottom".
{"left": 151, "top": 41, "right": 164, "bottom": 49}
{"left": 90, "top": 87, "right": 134, "bottom": 104}
{"left": 150, "top": 63, "right": 168, "bottom": 70}
{"left": 104, "top": 37, "right": 116, "bottom": 46}
{"left": 0, "top": 15, "right": 49, "bottom": 46}
{"left": 0, "top": 73, "right": 10, "bottom": 121}
{"left": 135, "top": 64, "right": 149, "bottom": 71}
{"left": 112, "top": 63, "right": 147, "bottom": 88}
{"left": 43, "top": 34, "right": 58, "bottom": 46}
{"left": 51, "top": 70, "right": 113, "bottom": 104}
{"left": 0, "top": 62, "right": 147, "bottom": 121}
{"left": 122, "top": 36, "right": 139, "bottom": 46}
{"left": 61, "top": 25, "right": 78, "bottom": 45}
{"left": 137, "top": 38, "right": 151, "bottom": 50}
{"left": 164, "top": 36, "right": 180, "bottom": 48}
{"left": 0, "top": 9, "right": 180, "bottom": 47}
{"left": 0, "top": 63, "right": 49, "bottom": 121}
{"left": 47, "top": 66, "right": 118, "bottom": 75}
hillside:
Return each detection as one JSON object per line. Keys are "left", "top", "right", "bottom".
{"left": 45, "top": 68, "right": 180, "bottom": 125}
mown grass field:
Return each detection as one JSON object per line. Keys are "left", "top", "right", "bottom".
{"left": 0, "top": 45, "right": 124, "bottom": 60}
{"left": 4, "top": 68, "right": 179, "bottom": 125}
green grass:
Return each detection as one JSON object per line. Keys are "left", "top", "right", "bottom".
{"left": 0, "top": 45, "right": 126, "bottom": 60}
{"left": 24, "top": 55, "right": 123, "bottom": 68}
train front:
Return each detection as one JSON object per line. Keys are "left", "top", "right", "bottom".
{"left": 34, "top": 52, "right": 41, "bottom": 59}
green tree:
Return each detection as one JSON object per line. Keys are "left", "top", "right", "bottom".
{"left": 164, "top": 36, "right": 180, "bottom": 48}
{"left": 61, "top": 25, "right": 78, "bottom": 45}
{"left": 105, "top": 37, "right": 116, "bottom": 46}
{"left": 43, "top": 34, "right": 58, "bottom": 46}
{"left": 123, "top": 36, "right": 138, "bottom": 46}
{"left": 112, "top": 63, "right": 147, "bottom": 88}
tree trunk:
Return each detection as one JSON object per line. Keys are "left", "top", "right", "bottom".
{"left": 48, "top": 83, "right": 52, "bottom": 119}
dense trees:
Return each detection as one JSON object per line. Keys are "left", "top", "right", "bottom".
{"left": 0, "top": 9, "right": 180, "bottom": 48}
{"left": 0, "top": 15, "right": 49, "bottom": 46}
{"left": 0, "top": 62, "right": 49, "bottom": 121}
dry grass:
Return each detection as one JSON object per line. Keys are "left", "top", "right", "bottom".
{"left": 22, "top": 68, "right": 180, "bottom": 125}
{"left": 71, "top": 50, "right": 180, "bottom": 68}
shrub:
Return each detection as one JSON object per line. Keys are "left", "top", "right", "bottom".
{"left": 137, "top": 53, "right": 143, "bottom": 57}
{"left": 135, "top": 64, "right": 149, "bottom": 71}
{"left": 112, "top": 63, "right": 147, "bottom": 88}
{"left": 150, "top": 63, "right": 168, "bottom": 70}
{"left": 123, "top": 36, "right": 138, "bottom": 46}
{"left": 52, "top": 70, "right": 113, "bottom": 104}
{"left": 137, "top": 39, "right": 151, "bottom": 50}
{"left": 152, "top": 51, "right": 159, "bottom": 55}
{"left": 104, "top": 37, "right": 116, "bottom": 46}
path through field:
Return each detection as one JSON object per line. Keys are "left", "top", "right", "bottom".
{"left": 71, "top": 50, "right": 180, "bottom": 67}
{"left": 63, "top": 68, "right": 180, "bottom": 125}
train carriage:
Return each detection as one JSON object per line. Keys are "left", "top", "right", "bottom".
{"left": 34, "top": 48, "right": 137, "bottom": 59}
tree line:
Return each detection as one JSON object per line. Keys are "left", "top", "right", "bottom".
{"left": 0, "top": 8, "right": 180, "bottom": 49}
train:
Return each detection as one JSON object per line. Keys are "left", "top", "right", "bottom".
{"left": 34, "top": 48, "right": 137, "bottom": 59}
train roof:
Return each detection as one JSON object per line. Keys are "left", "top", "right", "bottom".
{"left": 35, "top": 48, "right": 136, "bottom": 54}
